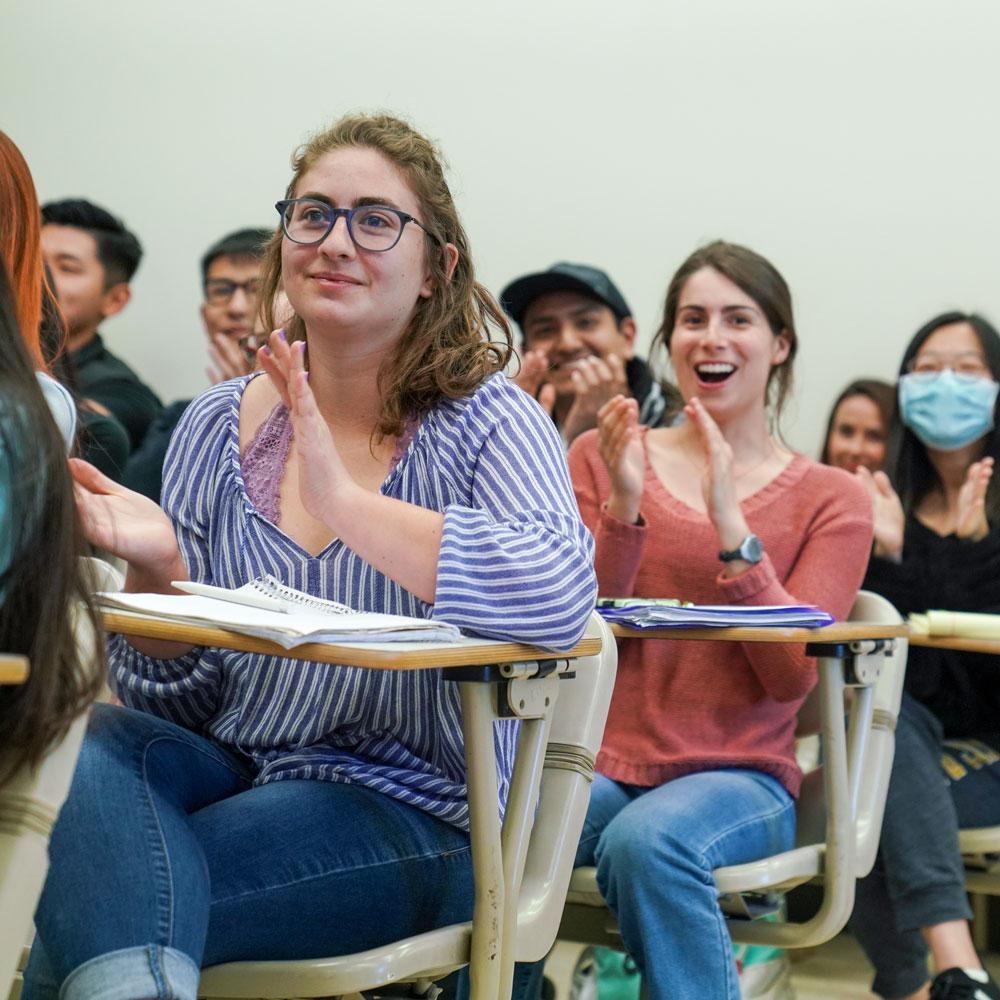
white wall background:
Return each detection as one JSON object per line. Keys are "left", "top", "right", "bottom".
{"left": 4, "top": 0, "right": 1000, "bottom": 454}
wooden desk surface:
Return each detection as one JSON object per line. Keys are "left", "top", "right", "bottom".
{"left": 609, "top": 622, "right": 908, "bottom": 643}
{"left": 908, "top": 634, "right": 1000, "bottom": 654}
{"left": 0, "top": 653, "right": 29, "bottom": 685}
{"left": 100, "top": 610, "right": 601, "bottom": 668}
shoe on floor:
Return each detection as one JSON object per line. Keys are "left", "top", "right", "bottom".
{"left": 930, "top": 967, "right": 1000, "bottom": 1000}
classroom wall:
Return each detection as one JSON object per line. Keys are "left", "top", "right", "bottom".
{"left": 4, "top": 0, "right": 1000, "bottom": 454}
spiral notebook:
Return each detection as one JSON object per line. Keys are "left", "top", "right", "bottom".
{"left": 98, "top": 575, "right": 461, "bottom": 649}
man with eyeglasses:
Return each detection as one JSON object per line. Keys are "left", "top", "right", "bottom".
{"left": 500, "top": 262, "right": 680, "bottom": 447}
{"left": 123, "top": 228, "right": 270, "bottom": 502}
{"left": 199, "top": 228, "right": 273, "bottom": 383}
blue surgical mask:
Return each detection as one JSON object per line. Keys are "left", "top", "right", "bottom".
{"left": 898, "top": 369, "right": 999, "bottom": 451}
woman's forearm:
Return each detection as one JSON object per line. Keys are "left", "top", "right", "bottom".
{"left": 328, "top": 486, "right": 444, "bottom": 604}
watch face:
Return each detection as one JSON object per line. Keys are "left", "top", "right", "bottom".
{"left": 742, "top": 534, "right": 763, "bottom": 562}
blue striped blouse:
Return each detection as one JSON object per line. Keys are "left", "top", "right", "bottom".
{"left": 109, "top": 372, "right": 596, "bottom": 829}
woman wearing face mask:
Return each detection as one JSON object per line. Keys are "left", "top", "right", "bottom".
{"left": 851, "top": 312, "right": 1000, "bottom": 1000}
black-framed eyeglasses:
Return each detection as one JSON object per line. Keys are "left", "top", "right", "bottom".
{"left": 275, "top": 198, "right": 438, "bottom": 252}
{"left": 204, "top": 278, "right": 261, "bottom": 306}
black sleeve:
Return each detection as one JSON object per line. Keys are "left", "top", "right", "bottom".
{"left": 77, "top": 409, "right": 130, "bottom": 482}
{"left": 85, "top": 376, "right": 164, "bottom": 451}
{"left": 122, "top": 400, "right": 190, "bottom": 503}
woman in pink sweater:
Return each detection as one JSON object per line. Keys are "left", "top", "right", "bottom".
{"left": 567, "top": 241, "right": 874, "bottom": 1000}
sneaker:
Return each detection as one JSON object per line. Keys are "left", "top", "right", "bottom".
{"left": 930, "top": 967, "right": 1000, "bottom": 1000}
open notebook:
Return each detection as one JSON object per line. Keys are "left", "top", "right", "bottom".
{"left": 98, "top": 575, "right": 461, "bottom": 649}
{"left": 597, "top": 598, "right": 835, "bottom": 629}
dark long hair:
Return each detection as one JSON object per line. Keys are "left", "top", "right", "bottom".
{"left": 0, "top": 261, "right": 103, "bottom": 788}
{"left": 820, "top": 378, "right": 896, "bottom": 466}
{"left": 886, "top": 311, "right": 1000, "bottom": 521}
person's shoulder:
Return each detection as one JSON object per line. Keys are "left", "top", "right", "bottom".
{"left": 174, "top": 375, "right": 253, "bottom": 439}
{"left": 432, "top": 372, "right": 548, "bottom": 430}
{"left": 82, "top": 337, "right": 147, "bottom": 382}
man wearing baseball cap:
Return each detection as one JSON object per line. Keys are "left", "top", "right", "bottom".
{"left": 500, "top": 262, "right": 678, "bottom": 446}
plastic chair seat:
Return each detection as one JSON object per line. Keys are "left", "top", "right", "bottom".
{"left": 961, "top": 826, "right": 1000, "bottom": 900}
{"left": 960, "top": 826, "right": 1000, "bottom": 858}
{"left": 199, "top": 924, "right": 472, "bottom": 998}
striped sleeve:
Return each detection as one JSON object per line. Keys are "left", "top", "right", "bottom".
{"left": 108, "top": 381, "right": 241, "bottom": 726}
{"left": 432, "top": 377, "right": 596, "bottom": 650}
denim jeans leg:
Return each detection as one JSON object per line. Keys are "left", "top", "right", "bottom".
{"left": 23, "top": 703, "right": 253, "bottom": 998}
{"left": 192, "top": 777, "right": 474, "bottom": 962}
{"left": 595, "top": 770, "right": 795, "bottom": 1000}
{"left": 24, "top": 937, "right": 200, "bottom": 1000}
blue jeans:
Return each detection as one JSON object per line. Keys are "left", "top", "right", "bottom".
{"left": 512, "top": 769, "right": 795, "bottom": 1000}
{"left": 24, "top": 703, "right": 474, "bottom": 1000}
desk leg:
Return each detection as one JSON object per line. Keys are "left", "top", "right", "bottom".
{"left": 498, "top": 713, "right": 553, "bottom": 999}
{"left": 460, "top": 681, "right": 505, "bottom": 1000}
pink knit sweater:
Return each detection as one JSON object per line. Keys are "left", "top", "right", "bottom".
{"left": 568, "top": 428, "right": 874, "bottom": 797}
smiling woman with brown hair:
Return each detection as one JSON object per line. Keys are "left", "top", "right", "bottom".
{"left": 528, "top": 240, "right": 874, "bottom": 1000}
{"left": 820, "top": 378, "right": 896, "bottom": 474}
{"left": 23, "top": 113, "right": 596, "bottom": 1000}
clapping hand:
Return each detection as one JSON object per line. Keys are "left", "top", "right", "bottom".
{"left": 69, "top": 459, "right": 186, "bottom": 589}
{"left": 256, "top": 331, "right": 358, "bottom": 531}
{"left": 562, "top": 354, "right": 630, "bottom": 445}
{"left": 597, "top": 395, "right": 644, "bottom": 524}
{"left": 854, "top": 467, "right": 905, "bottom": 560}
{"left": 206, "top": 333, "right": 254, "bottom": 385}
{"left": 685, "top": 397, "right": 750, "bottom": 553}
{"left": 956, "top": 457, "right": 994, "bottom": 541}
{"left": 513, "top": 349, "right": 557, "bottom": 415}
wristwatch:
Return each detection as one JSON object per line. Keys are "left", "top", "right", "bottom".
{"left": 718, "top": 533, "right": 764, "bottom": 565}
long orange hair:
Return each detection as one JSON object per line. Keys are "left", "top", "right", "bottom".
{"left": 0, "top": 131, "right": 53, "bottom": 369}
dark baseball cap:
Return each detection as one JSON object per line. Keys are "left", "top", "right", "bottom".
{"left": 500, "top": 262, "right": 632, "bottom": 328}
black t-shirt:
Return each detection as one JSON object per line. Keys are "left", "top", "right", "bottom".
{"left": 865, "top": 516, "right": 1000, "bottom": 738}
{"left": 70, "top": 333, "right": 162, "bottom": 451}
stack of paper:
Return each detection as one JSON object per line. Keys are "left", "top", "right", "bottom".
{"left": 909, "top": 610, "right": 1000, "bottom": 639}
{"left": 98, "top": 589, "right": 461, "bottom": 648}
{"left": 598, "top": 599, "right": 835, "bottom": 629}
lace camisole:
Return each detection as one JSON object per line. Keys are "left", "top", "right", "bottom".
{"left": 241, "top": 403, "right": 419, "bottom": 523}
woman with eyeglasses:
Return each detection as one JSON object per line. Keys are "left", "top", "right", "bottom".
{"left": 515, "top": 241, "right": 875, "bottom": 1000}
{"left": 23, "top": 113, "right": 596, "bottom": 1000}
{"left": 849, "top": 313, "right": 1000, "bottom": 1000}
